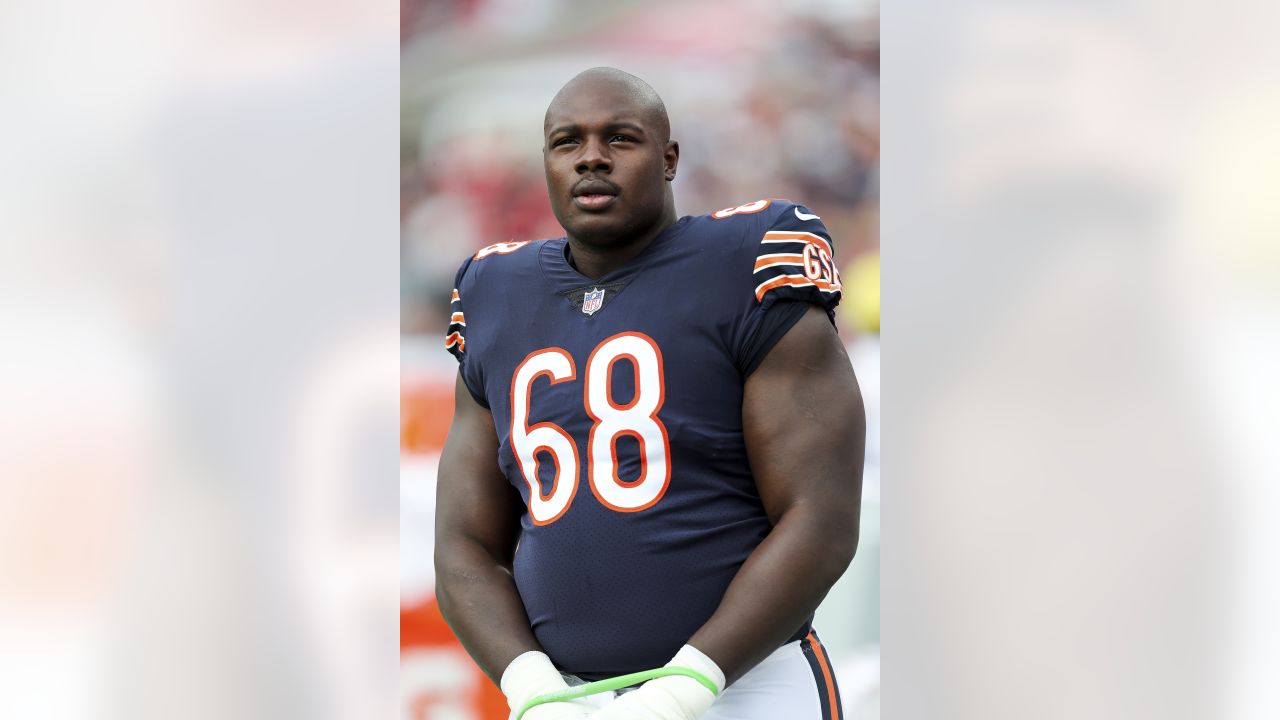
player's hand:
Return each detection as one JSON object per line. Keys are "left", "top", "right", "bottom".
{"left": 586, "top": 645, "right": 724, "bottom": 720}
{"left": 585, "top": 676, "right": 714, "bottom": 720}
{"left": 502, "top": 651, "right": 595, "bottom": 720}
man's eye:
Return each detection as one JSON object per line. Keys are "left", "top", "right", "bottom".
{"left": 553, "top": 137, "right": 578, "bottom": 147}
{"left": 610, "top": 135, "right": 635, "bottom": 143}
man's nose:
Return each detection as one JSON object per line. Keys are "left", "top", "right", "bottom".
{"left": 575, "top": 136, "right": 611, "bottom": 174}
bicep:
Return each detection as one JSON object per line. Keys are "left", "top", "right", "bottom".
{"left": 436, "top": 372, "right": 521, "bottom": 562}
{"left": 743, "top": 305, "right": 865, "bottom": 525}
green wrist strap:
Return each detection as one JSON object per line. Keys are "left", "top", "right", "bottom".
{"left": 514, "top": 666, "right": 718, "bottom": 720}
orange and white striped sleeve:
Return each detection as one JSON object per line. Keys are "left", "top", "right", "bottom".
{"left": 443, "top": 256, "right": 490, "bottom": 408}
{"left": 445, "top": 286, "right": 466, "bottom": 360}
{"left": 751, "top": 204, "right": 843, "bottom": 314}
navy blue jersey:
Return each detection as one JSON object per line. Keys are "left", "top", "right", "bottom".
{"left": 445, "top": 199, "right": 842, "bottom": 680}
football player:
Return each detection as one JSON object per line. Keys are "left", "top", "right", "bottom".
{"left": 435, "top": 67, "right": 865, "bottom": 720}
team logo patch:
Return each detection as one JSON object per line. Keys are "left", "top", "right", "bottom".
{"left": 582, "top": 287, "right": 605, "bottom": 315}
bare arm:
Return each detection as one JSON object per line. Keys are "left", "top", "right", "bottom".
{"left": 688, "top": 305, "right": 866, "bottom": 684}
{"left": 434, "top": 373, "right": 542, "bottom": 685}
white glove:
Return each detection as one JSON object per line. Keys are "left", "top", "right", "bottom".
{"left": 587, "top": 645, "right": 725, "bottom": 720}
{"left": 501, "top": 651, "right": 597, "bottom": 720}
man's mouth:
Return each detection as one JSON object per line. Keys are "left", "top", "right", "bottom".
{"left": 573, "top": 193, "right": 617, "bottom": 210}
{"left": 572, "top": 179, "right": 619, "bottom": 211}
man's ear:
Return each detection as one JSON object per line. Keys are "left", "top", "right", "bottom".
{"left": 664, "top": 141, "right": 680, "bottom": 181}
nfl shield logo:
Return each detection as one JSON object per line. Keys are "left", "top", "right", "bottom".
{"left": 582, "top": 287, "right": 605, "bottom": 315}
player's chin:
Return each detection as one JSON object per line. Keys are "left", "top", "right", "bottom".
{"left": 565, "top": 212, "right": 629, "bottom": 241}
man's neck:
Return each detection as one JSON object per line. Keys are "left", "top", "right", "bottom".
{"left": 566, "top": 209, "right": 677, "bottom": 280}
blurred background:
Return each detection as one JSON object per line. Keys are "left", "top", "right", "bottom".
{"left": 399, "top": 1, "right": 881, "bottom": 718}
{"left": 1, "top": 2, "right": 400, "bottom": 719}
{"left": 5, "top": 1, "right": 1278, "bottom": 719}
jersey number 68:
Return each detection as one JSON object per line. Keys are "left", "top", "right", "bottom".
{"left": 509, "top": 332, "right": 671, "bottom": 525}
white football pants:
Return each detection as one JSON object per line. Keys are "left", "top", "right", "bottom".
{"left": 564, "top": 631, "right": 844, "bottom": 720}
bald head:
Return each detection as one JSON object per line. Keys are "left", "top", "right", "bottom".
{"left": 541, "top": 67, "right": 681, "bottom": 252}
{"left": 544, "top": 67, "right": 671, "bottom": 144}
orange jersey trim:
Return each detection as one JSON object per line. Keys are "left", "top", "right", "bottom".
{"left": 754, "top": 253, "right": 805, "bottom": 272}
{"left": 806, "top": 631, "right": 842, "bottom": 720}
{"left": 754, "top": 274, "right": 840, "bottom": 301}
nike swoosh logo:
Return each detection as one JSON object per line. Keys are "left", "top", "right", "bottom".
{"left": 794, "top": 208, "right": 821, "bottom": 221}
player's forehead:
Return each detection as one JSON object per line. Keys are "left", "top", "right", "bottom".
{"left": 543, "top": 77, "right": 659, "bottom": 135}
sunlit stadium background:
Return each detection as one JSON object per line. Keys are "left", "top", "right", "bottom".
{"left": 400, "top": 1, "right": 881, "bottom": 717}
